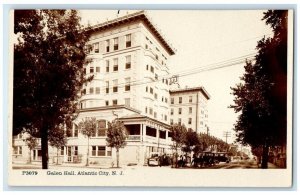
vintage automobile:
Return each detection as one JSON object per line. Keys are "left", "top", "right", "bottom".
{"left": 147, "top": 152, "right": 160, "bottom": 166}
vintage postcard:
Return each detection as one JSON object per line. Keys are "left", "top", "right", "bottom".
{"left": 8, "top": 9, "right": 293, "bottom": 187}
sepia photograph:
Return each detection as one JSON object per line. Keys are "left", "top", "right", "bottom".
{"left": 8, "top": 8, "right": 293, "bottom": 187}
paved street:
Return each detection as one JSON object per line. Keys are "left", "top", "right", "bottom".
{"left": 12, "top": 159, "right": 279, "bottom": 170}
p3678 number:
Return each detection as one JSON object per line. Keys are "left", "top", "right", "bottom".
{"left": 22, "top": 171, "right": 38, "bottom": 175}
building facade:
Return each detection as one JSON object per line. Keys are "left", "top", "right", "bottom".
{"left": 12, "top": 11, "right": 177, "bottom": 167}
{"left": 169, "top": 87, "right": 210, "bottom": 133}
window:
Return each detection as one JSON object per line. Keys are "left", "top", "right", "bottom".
{"left": 106, "top": 81, "right": 109, "bottom": 94}
{"left": 179, "top": 97, "right": 182, "bottom": 104}
{"left": 113, "top": 58, "right": 118, "bottom": 71}
{"left": 13, "top": 146, "right": 22, "bottom": 155}
{"left": 154, "top": 93, "right": 158, "bottom": 99}
{"left": 125, "top": 98, "right": 130, "bottom": 107}
{"left": 150, "top": 66, "right": 154, "bottom": 73}
{"left": 149, "top": 108, "right": 153, "bottom": 115}
{"left": 150, "top": 87, "right": 153, "bottom": 94}
{"left": 126, "top": 34, "right": 131, "bottom": 47}
{"left": 114, "top": 38, "right": 118, "bottom": 50}
{"left": 155, "top": 54, "right": 159, "bottom": 60}
{"left": 154, "top": 112, "right": 157, "bottom": 118}
{"left": 88, "top": 44, "right": 93, "bottom": 53}
{"left": 106, "top": 40, "right": 110, "bottom": 52}
{"left": 96, "top": 87, "right": 100, "bottom": 94}
{"left": 96, "top": 67, "right": 100, "bottom": 73}
{"left": 74, "top": 146, "right": 78, "bottom": 156}
{"left": 170, "top": 119, "right": 173, "bottom": 125}
{"left": 171, "top": 108, "right": 174, "bottom": 115}
{"left": 94, "top": 42, "right": 99, "bottom": 53}
{"left": 97, "top": 120, "right": 106, "bottom": 136}
{"left": 125, "top": 78, "right": 130, "bottom": 91}
{"left": 106, "top": 60, "right": 109, "bottom": 72}
{"left": 105, "top": 100, "right": 109, "bottom": 106}
{"left": 189, "top": 96, "right": 193, "bottom": 103}
{"left": 188, "top": 118, "right": 192, "bottom": 125}
{"left": 125, "top": 55, "right": 131, "bottom": 69}
{"left": 74, "top": 124, "right": 78, "bottom": 137}
{"left": 85, "top": 45, "right": 93, "bottom": 53}
{"left": 189, "top": 107, "right": 192, "bottom": 114}
{"left": 90, "top": 67, "right": 94, "bottom": 74}
{"left": 146, "top": 65, "right": 149, "bottom": 70}
{"left": 145, "top": 44, "right": 148, "bottom": 49}
{"left": 146, "top": 86, "right": 148, "bottom": 92}
{"left": 82, "top": 89, "right": 86, "bottom": 95}
{"left": 145, "top": 107, "right": 148, "bottom": 113}
{"left": 155, "top": 74, "right": 158, "bottom": 80}
{"left": 178, "top": 118, "right": 181, "bottom": 125}
{"left": 178, "top": 108, "right": 182, "bottom": 115}
{"left": 107, "top": 147, "right": 112, "bottom": 156}
{"left": 98, "top": 146, "right": 106, "bottom": 156}
{"left": 89, "top": 87, "right": 94, "bottom": 94}
{"left": 60, "top": 146, "right": 64, "bottom": 155}
{"left": 164, "top": 115, "right": 167, "bottom": 121}
{"left": 92, "top": 146, "right": 97, "bottom": 156}
{"left": 112, "top": 99, "right": 118, "bottom": 105}
{"left": 113, "top": 79, "right": 118, "bottom": 92}
{"left": 171, "top": 98, "right": 174, "bottom": 104}
{"left": 165, "top": 98, "right": 168, "bottom": 103}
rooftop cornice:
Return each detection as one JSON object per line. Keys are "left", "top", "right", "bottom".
{"left": 170, "top": 86, "right": 211, "bottom": 100}
{"left": 85, "top": 10, "right": 175, "bottom": 56}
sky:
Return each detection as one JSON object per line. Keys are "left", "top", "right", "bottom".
{"left": 79, "top": 10, "right": 273, "bottom": 143}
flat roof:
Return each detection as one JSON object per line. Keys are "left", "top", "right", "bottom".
{"left": 170, "top": 86, "right": 211, "bottom": 100}
{"left": 85, "top": 11, "right": 175, "bottom": 55}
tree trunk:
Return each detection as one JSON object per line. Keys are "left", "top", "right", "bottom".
{"left": 41, "top": 124, "right": 49, "bottom": 169}
{"left": 116, "top": 148, "right": 119, "bottom": 168}
{"left": 86, "top": 137, "right": 89, "bottom": 166}
{"left": 57, "top": 148, "right": 59, "bottom": 165}
{"left": 29, "top": 150, "right": 32, "bottom": 164}
{"left": 261, "top": 144, "right": 269, "bottom": 169}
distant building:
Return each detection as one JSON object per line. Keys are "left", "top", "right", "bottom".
{"left": 169, "top": 87, "right": 210, "bottom": 133}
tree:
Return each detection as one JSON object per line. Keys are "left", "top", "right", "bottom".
{"left": 169, "top": 124, "right": 187, "bottom": 167}
{"left": 106, "top": 120, "right": 128, "bottom": 168}
{"left": 182, "top": 129, "right": 200, "bottom": 156}
{"left": 13, "top": 10, "right": 91, "bottom": 169}
{"left": 79, "top": 117, "right": 97, "bottom": 166}
{"left": 24, "top": 135, "right": 38, "bottom": 164}
{"left": 230, "top": 10, "right": 288, "bottom": 169}
{"left": 48, "top": 124, "right": 67, "bottom": 165}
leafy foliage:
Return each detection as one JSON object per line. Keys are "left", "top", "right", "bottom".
{"left": 24, "top": 135, "right": 38, "bottom": 164}
{"left": 182, "top": 129, "right": 200, "bottom": 154}
{"left": 48, "top": 124, "right": 67, "bottom": 149}
{"left": 106, "top": 120, "right": 127, "bottom": 167}
{"left": 230, "top": 10, "right": 288, "bottom": 168}
{"left": 106, "top": 120, "right": 128, "bottom": 149}
{"left": 24, "top": 135, "right": 38, "bottom": 151}
{"left": 79, "top": 117, "right": 97, "bottom": 166}
{"left": 79, "top": 117, "right": 97, "bottom": 138}
{"left": 13, "top": 10, "right": 91, "bottom": 169}
{"left": 169, "top": 123, "right": 187, "bottom": 151}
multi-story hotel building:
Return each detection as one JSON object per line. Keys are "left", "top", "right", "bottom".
{"left": 169, "top": 87, "right": 210, "bottom": 133}
{"left": 12, "top": 11, "right": 177, "bottom": 166}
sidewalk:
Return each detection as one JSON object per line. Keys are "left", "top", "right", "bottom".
{"left": 12, "top": 162, "right": 140, "bottom": 170}
{"left": 267, "top": 162, "right": 280, "bottom": 169}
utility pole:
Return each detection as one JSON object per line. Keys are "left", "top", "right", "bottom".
{"left": 223, "top": 131, "right": 231, "bottom": 144}
{"left": 206, "top": 126, "right": 210, "bottom": 135}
